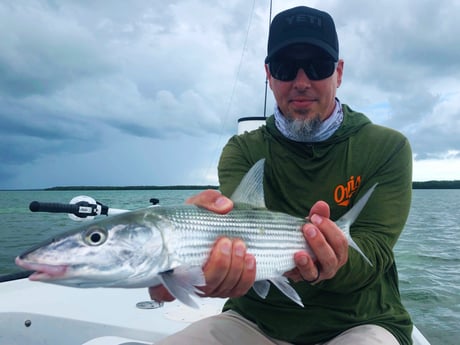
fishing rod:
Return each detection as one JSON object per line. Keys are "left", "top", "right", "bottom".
{"left": 29, "top": 196, "right": 159, "bottom": 221}
{"left": 263, "top": 0, "right": 273, "bottom": 118}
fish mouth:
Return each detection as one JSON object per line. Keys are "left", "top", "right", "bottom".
{"left": 15, "top": 257, "right": 68, "bottom": 281}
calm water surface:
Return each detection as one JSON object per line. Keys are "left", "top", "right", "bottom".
{"left": 0, "top": 189, "right": 458, "bottom": 344}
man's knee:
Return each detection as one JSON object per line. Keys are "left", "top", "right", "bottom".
{"left": 325, "top": 325, "right": 400, "bottom": 345}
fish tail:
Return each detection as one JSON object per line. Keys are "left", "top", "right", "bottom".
{"left": 336, "top": 184, "right": 378, "bottom": 266}
{"left": 346, "top": 230, "right": 373, "bottom": 266}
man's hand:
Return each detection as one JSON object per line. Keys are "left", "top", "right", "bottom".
{"left": 148, "top": 190, "right": 256, "bottom": 302}
{"left": 284, "top": 201, "right": 348, "bottom": 284}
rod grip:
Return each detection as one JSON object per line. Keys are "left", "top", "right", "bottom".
{"left": 29, "top": 201, "right": 81, "bottom": 214}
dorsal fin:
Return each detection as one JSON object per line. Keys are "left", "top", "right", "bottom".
{"left": 230, "top": 159, "right": 266, "bottom": 209}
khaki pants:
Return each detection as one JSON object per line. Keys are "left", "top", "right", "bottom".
{"left": 155, "top": 310, "right": 400, "bottom": 345}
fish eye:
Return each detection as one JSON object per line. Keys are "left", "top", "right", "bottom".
{"left": 83, "top": 226, "right": 108, "bottom": 246}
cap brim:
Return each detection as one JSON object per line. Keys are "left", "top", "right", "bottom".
{"left": 265, "top": 38, "right": 338, "bottom": 63}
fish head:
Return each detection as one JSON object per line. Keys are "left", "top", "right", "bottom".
{"left": 15, "top": 210, "right": 170, "bottom": 287}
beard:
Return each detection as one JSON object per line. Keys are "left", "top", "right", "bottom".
{"left": 282, "top": 114, "right": 322, "bottom": 141}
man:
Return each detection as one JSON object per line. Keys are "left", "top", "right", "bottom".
{"left": 150, "top": 6, "right": 413, "bottom": 344}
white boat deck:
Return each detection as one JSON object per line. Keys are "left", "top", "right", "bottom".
{"left": 0, "top": 277, "right": 430, "bottom": 345}
{"left": 0, "top": 278, "right": 222, "bottom": 345}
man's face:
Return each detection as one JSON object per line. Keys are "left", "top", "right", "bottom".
{"left": 266, "top": 44, "right": 343, "bottom": 124}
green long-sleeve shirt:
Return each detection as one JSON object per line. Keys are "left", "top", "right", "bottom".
{"left": 218, "top": 105, "right": 413, "bottom": 345}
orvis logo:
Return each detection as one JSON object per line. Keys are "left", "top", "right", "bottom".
{"left": 334, "top": 176, "right": 362, "bottom": 207}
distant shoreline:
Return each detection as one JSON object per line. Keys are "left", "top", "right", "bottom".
{"left": 44, "top": 185, "right": 220, "bottom": 191}
{"left": 43, "top": 180, "right": 460, "bottom": 190}
{"left": 411, "top": 181, "right": 460, "bottom": 189}
{"left": 1, "top": 181, "right": 460, "bottom": 192}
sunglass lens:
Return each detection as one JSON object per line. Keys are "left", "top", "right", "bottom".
{"left": 269, "top": 60, "right": 336, "bottom": 81}
{"left": 306, "top": 60, "right": 336, "bottom": 81}
{"left": 269, "top": 61, "right": 296, "bottom": 81}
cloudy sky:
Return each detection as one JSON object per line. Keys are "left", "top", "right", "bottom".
{"left": 1, "top": 0, "right": 459, "bottom": 189}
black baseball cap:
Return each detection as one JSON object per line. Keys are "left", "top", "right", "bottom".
{"left": 265, "top": 6, "right": 339, "bottom": 63}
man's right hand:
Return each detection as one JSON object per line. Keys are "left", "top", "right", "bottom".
{"left": 148, "top": 190, "right": 257, "bottom": 302}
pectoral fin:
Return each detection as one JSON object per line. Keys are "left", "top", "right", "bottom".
{"left": 252, "top": 278, "right": 304, "bottom": 307}
{"left": 159, "top": 265, "right": 206, "bottom": 309}
{"left": 252, "top": 280, "right": 271, "bottom": 299}
{"left": 269, "top": 277, "right": 304, "bottom": 307}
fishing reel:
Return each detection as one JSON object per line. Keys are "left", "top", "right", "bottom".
{"left": 29, "top": 195, "right": 113, "bottom": 221}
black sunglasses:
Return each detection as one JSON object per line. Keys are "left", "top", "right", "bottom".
{"left": 268, "top": 59, "right": 338, "bottom": 81}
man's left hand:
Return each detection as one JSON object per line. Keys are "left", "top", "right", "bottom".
{"left": 284, "top": 200, "right": 348, "bottom": 284}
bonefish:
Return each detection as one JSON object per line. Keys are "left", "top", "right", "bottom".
{"left": 16, "top": 159, "right": 375, "bottom": 308}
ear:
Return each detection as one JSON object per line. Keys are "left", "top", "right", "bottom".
{"left": 264, "top": 64, "right": 273, "bottom": 89}
{"left": 336, "top": 59, "right": 344, "bottom": 88}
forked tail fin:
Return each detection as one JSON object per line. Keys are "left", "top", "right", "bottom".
{"left": 335, "top": 184, "right": 378, "bottom": 266}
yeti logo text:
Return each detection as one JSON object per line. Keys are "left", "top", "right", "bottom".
{"left": 285, "top": 14, "right": 322, "bottom": 27}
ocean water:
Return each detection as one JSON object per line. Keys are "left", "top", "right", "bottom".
{"left": 0, "top": 189, "right": 459, "bottom": 344}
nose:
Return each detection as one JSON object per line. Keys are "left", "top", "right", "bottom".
{"left": 293, "top": 68, "right": 312, "bottom": 89}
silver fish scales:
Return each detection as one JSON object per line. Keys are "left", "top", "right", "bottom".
{"left": 153, "top": 205, "right": 307, "bottom": 280}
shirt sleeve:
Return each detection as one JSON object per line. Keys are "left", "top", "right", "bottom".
{"left": 218, "top": 133, "right": 266, "bottom": 197}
